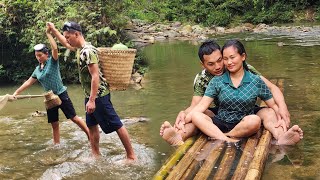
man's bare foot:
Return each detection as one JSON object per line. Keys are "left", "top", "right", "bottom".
{"left": 160, "top": 121, "right": 184, "bottom": 146}
{"left": 277, "top": 125, "right": 303, "bottom": 145}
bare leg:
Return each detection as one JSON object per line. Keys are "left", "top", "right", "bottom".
{"left": 257, "top": 108, "right": 303, "bottom": 145}
{"left": 71, "top": 115, "right": 90, "bottom": 140}
{"left": 257, "top": 108, "right": 285, "bottom": 140}
{"left": 116, "top": 126, "right": 137, "bottom": 161}
{"left": 177, "top": 123, "right": 199, "bottom": 141}
{"left": 51, "top": 121, "right": 60, "bottom": 144}
{"left": 88, "top": 125, "right": 101, "bottom": 158}
{"left": 226, "top": 115, "right": 261, "bottom": 138}
{"left": 191, "top": 112, "right": 238, "bottom": 142}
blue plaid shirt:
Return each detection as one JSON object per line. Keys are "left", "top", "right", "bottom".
{"left": 31, "top": 56, "right": 66, "bottom": 95}
{"left": 204, "top": 70, "right": 272, "bottom": 123}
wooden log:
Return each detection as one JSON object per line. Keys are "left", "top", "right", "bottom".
{"left": 180, "top": 140, "right": 218, "bottom": 179}
{"left": 166, "top": 134, "right": 208, "bottom": 180}
{"left": 212, "top": 143, "right": 237, "bottom": 180}
{"left": 153, "top": 136, "right": 197, "bottom": 180}
{"left": 231, "top": 129, "right": 262, "bottom": 180}
{"left": 244, "top": 129, "right": 272, "bottom": 180}
{"left": 193, "top": 141, "right": 225, "bottom": 180}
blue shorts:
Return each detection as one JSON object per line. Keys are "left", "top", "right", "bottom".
{"left": 212, "top": 116, "right": 239, "bottom": 133}
{"left": 85, "top": 94, "right": 123, "bottom": 134}
{"left": 47, "top": 90, "right": 76, "bottom": 123}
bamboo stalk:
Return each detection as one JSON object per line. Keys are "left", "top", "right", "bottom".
{"left": 244, "top": 129, "right": 272, "bottom": 180}
{"left": 231, "top": 129, "right": 262, "bottom": 180}
{"left": 153, "top": 136, "right": 197, "bottom": 180}
{"left": 166, "top": 134, "right": 208, "bottom": 180}
{"left": 212, "top": 143, "right": 237, "bottom": 180}
{"left": 181, "top": 139, "right": 224, "bottom": 179}
{"left": 193, "top": 141, "right": 225, "bottom": 180}
{"left": 15, "top": 95, "right": 44, "bottom": 99}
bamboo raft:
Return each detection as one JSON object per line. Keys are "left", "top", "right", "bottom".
{"left": 154, "top": 79, "right": 284, "bottom": 180}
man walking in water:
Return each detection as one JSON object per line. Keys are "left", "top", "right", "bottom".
{"left": 47, "top": 21, "right": 136, "bottom": 162}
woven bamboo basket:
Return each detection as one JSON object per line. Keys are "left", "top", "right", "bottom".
{"left": 43, "top": 90, "right": 62, "bottom": 110}
{"left": 97, "top": 47, "right": 136, "bottom": 91}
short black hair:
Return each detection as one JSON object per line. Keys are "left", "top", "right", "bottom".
{"left": 198, "top": 40, "right": 221, "bottom": 62}
{"left": 62, "top": 21, "right": 82, "bottom": 33}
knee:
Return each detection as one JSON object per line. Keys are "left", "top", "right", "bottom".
{"left": 191, "top": 112, "right": 204, "bottom": 123}
{"left": 257, "top": 108, "right": 275, "bottom": 120}
{"left": 244, "top": 115, "right": 261, "bottom": 132}
{"left": 51, "top": 122, "right": 59, "bottom": 130}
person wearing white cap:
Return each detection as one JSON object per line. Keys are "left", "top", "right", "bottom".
{"left": 13, "top": 25, "right": 90, "bottom": 144}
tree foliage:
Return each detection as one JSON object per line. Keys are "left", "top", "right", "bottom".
{"left": 0, "top": 0, "right": 146, "bottom": 83}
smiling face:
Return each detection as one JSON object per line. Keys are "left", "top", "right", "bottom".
{"left": 202, "top": 50, "right": 224, "bottom": 76}
{"left": 222, "top": 45, "right": 246, "bottom": 73}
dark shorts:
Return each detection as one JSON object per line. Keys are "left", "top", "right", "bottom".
{"left": 85, "top": 94, "right": 123, "bottom": 134}
{"left": 212, "top": 116, "right": 239, "bottom": 133}
{"left": 254, "top": 105, "right": 267, "bottom": 114}
{"left": 208, "top": 107, "right": 218, "bottom": 115}
{"left": 47, "top": 90, "right": 76, "bottom": 123}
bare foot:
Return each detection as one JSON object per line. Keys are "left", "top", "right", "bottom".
{"left": 160, "top": 121, "right": 184, "bottom": 146}
{"left": 277, "top": 125, "right": 303, "bottom": 145}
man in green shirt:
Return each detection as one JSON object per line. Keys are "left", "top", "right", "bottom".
{"left": 48, "top": 22, "right": 136, "bottom": 161}
{"left": 160, "top": 40, "right": 302, "bottom": 146}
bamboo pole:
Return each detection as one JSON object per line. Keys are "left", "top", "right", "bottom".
{"left": 166, "top": 134, "right": 208, "bottom": 180}
{"left": 244, "top": 129, "right": 272, "bottom": 180}
{"left": 181, "top": 140, "right": 224, "bottom": 179}
{"left": 231, "top": 129, "right": 262, "bottom": 180}
{"left": 193, "top": 141, "right": 225, "bottom": 180}
{"left": 153, "top": 136, "right": 197, "bottom": 180}
{"left": 212, "top": 143, "right": 237, "bottom": 180}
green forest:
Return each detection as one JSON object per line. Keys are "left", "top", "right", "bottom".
{"left": 1, "top": 0, "right": 319, "bottom": 83}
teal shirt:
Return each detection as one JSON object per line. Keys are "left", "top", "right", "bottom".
{"left": 31, "top": 56, "right": 66, "bottom": 95}
{"left": 204, "top": 70, "right": 272, "bottom": 123}
{"left": 193, "top": 63, "right": 261, "bottom": 97}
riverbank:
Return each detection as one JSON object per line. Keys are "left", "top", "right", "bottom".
{"left": 126, "top": 19, "right": 320, "bottom": 47}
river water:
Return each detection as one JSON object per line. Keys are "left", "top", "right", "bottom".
{"left": 1, "top": 32, "right": 320, "bottom": 179}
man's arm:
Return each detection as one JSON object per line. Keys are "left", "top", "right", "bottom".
{"left": 260, "top": 76, "right": 290, "bottom": 127}
{"left": 85, "top": 63, "right": 100, "bottom": 114}
{"left": 46, "top": 22, "right": 77, "bottom": 51}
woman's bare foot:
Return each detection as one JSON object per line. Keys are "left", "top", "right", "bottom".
{"left": 277, "top": 125, "right": 303, "bottom": 145}
{"left": 160, "top": 121, "right": 184, "bottom": 146}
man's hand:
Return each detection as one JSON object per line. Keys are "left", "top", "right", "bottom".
{"left": 278, "top": 106, "right": 290, "bottom": 128}
{"left": 174, "top": 111, "right": 186, "bottom": 130}
{"left": 275, "top": 119, "right": 287, "bottom": 132}
{"left": 86, "top": 100, "right": 96, "bottom": 114}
